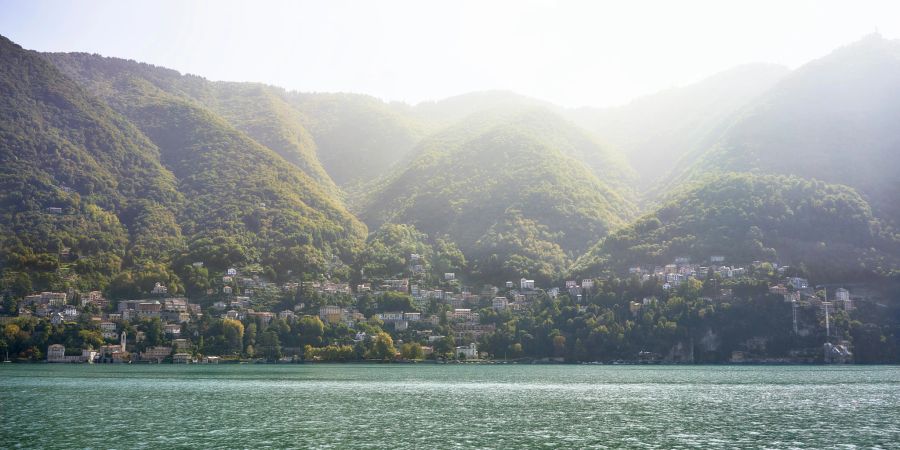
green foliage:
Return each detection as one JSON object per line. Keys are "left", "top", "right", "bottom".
{"left": 297, "top": 315, "right": 325, "bottom": 348}
{"left": 0, "top": 36, "right": 182, "bottom": 292}
{"left": 573, "top": 173, "right": 900, "bottom": 280}
{"left": 283, "top": 92, "right": 429, "bottom": 187}
{"left": 304, "top": 344, "right": 356, "bottom": 361}
{"left": 221, "top": 318, "right": 245, "bottom": 355}
{"left": 359, "top": 224, "right": 433, "bottom": 279}
{"left": 46, "top": 53, "right": 338, "bottom": 194}
{"left": 472, "top": 211, "right": 569, "bottom": 285}
{"left": 359, "top": 109, "right": 637, "bottom": 285}
{"left": 374, "top": 291, "right": 417, "bottom": 313}
{"left": 366, "top": 331, "right": 397, "bottom": 360}
{"left": 400, "top": 342, "right": 425, "bottom": 360}
{"left": 357, "top": 223, "right": 466, "bottom": 283}
{"left": 0, "top": 39, "right": 369, "bottom": 294}
{"left": 667, "top": 35, "right": 900, "bottom": 226}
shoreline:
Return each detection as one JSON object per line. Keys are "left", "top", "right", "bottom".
{"left": 5, "top": 359, "right": 891, "bottom": 366}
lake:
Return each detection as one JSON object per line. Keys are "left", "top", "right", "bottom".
{"left": 1, "top": 364, "right": 898, "bottom": 448}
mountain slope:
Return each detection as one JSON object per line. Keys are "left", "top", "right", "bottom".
{"left": 46, "top": 53, "right": 339, "bottom": 195}
{"left": 0, "top": 36, "right": 367, "bottom": 297}
{"left": 0, "top": 36, "right": 183, "bottom": 290}
{"left": 359, "top": 108, "right": 637, "bottom": 283}
{"left": 570, "top": 64, "right": 788, "bottom": 188}
{"left": 668, "top": 35, "right": 900, "bottom": 225}
{"left": 411, "top": 90, "right": 554, "bottom": 129}
{"left": 573, "top": 173, "right": 899, "bottom": 280}
{"left": 69, "top": 74, "right": 368, "bottom": 276}
{"left": 282, "top": 92, "right": 429, "bottom": 187}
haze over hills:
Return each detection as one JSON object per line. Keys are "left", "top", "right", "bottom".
{"left": 572, "top": 173, "right": 900, "bottom": 281}
{"left": 0, "top": 36, "right": 367, "bottom": 295}
{"left": 0, "top": 36, "right": 184, "bottom": 291}
{"left": 569, "top": 64, "right": 789, "bottom": 187}
{"left": 1, "top": 32, "right": 899, "bottom": 296}
{"left": 668, "top": 34, "right": 900, "bottom": 226}
{"left": 46, "top": 53, "right": 340, "bottom": 195}
{"left": 358, "top": 108, "right": 637, "bottom": 284}
{"left": 409, "top": 90, "right": 554, "bottom": 129}
{"left": 282, "top": 92, "right": 430, "bottom": 188}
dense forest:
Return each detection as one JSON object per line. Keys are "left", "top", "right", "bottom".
{"left": 0, "top": 36, "right": 366, "bottom": 298}
{"left": 666, "top": 34, "right": 900, "bottom": 227}
{"left": 358, "top": 108, "right": 636, "bottom": 285}
{"left": 1, "top": 32, "right": 900, "bottom": 329}
{"left": 572, "top": 173, "right": 900, "bottom": 280}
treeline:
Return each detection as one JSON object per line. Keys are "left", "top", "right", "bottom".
{"left": 477, "top": 274, "right": 900, "bottom": 363}
{"left": 574, "top": 173, "right": 900, "bottom": 281}
{"left": 4, "top": 273, "right": 899, "bottom": 363}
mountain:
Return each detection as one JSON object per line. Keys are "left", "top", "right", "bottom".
{"left": 569, "top": 64, "right": 788, "bottom": 188}
{"left": 45, "top": 53, "right": 339, "bottom": 195}
{"left": 668, "top": 35, "right": 900, "bottom": 225}
{"left": 282, "top": 92, "right": 429, "bottom": 188}
{"left": 0, "top": 36, "right": 367, "bottom": 295}
{"left": 0, "top": 36, "right": 183, "bottom": 291}
{"left": 572, "top": 173, "right": 899, "bottom": 280}
{"left": 358, "top": 108, "right": 637, "bottom": 284}
{"left": 411, "top": 90, "right": 553, "bottom": 128}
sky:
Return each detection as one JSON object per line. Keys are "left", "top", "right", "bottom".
{"left": 1, "top": 0, "right": 899, "bottom": 108}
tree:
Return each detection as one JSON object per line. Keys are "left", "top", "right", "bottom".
{"left": 377, "top": 291, "right": 416, "bottom": 312}
{"left": 140, "top": 318, "right": 164, "bottom": 348}
{"left": 7, "top": 273, "right": 32, "bottom": 299}
{"left": 222, "top": 318, "right": 245, "bottom": 355}
{"left": 258, "top": 330, "right": 282, "bottom": 361}
{"left": 180, "top": 264, "right": 210, "bottom": 297}
{"left": 367, "top": 332, "right": 397, "bottom": 360}
{"left": 552, "top": 334, "right": 567, "bottom": 357}
{"left": 1, "top": 294, "right": 16, "bottom": 316}
{"left": 433, "top": 335, "right": 455, "bottom": 359}
{"left": 400, "top": 342, "right": 425, "bottom": 360}
{"left": 297, "top": 315, "right": 325, "bottom": 348}
{"left": 244, "top": 322, "right": 258, "bottom": 351}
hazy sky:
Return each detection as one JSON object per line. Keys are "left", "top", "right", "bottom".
{"left": 2, "top": 0, "right": 898, "bottom": 107}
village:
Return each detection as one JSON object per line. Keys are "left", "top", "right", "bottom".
{"left": 1, "top": 254, "right": 869, "bottom": 365}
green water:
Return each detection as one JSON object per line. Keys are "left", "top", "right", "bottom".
{"left": 1, "top": 364, "right": 898, "bottom": 449}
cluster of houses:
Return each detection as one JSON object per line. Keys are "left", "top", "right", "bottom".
{"left": 24, "top": 252, "right": 868, "bottom": 363}
{"left": 13, "top": 288, "right": 210, "bottom": 364}
{"left": 19, "top": 291, "right": 104, "bottom": 325}
{"left": 626, "top": 256, "right": 754, "bottom": 289}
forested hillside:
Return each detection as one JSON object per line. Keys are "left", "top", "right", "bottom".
{"left": 282, "top": 92, "right": 429, "bottom": 187}
{"left": 3, "top": 32, "right": 900, "bottom": 297}
{"left": 573, "top": 173, "right": 900, "bottom": 280}
{"left": 46, "top": 53, "right": 339, "bottom": 195}
{"left": 359, "top": 108, "right": 637, "bottom": 284}
{"left": 100, "top": 78, "right": 367, "bottom": 283}
{"left": 0, "top": 36, "right": 183, "bottom": 293}
{"left": 0, "top": 36, "right": 367, "bottom": 298}
{"left": 668, "top": 35, "right": 900, "bottom": 225}
{"left": 569, "top": 64, "right": 788, "bottom": 187}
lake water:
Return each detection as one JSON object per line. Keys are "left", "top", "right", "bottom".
{"left": 1, "top": 364, "right": 898, "bottom": 449}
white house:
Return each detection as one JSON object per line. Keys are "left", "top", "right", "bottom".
{"left": 788, "top": 277, "right": 809, "bottom": 290}
{"left": 456, "top": 343, "right": 478, "bottom": 359}
{"left": 100, "top": 321, "right": 117, "bottom": 339}
{"left": 151, "top": 282, "right": 168, "bottom": 295}
{"left": 836, "top": 288, "right": 852, "bottom": 310}
{"left": 47, "top": 344, "right": 66, "bottom": 362}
